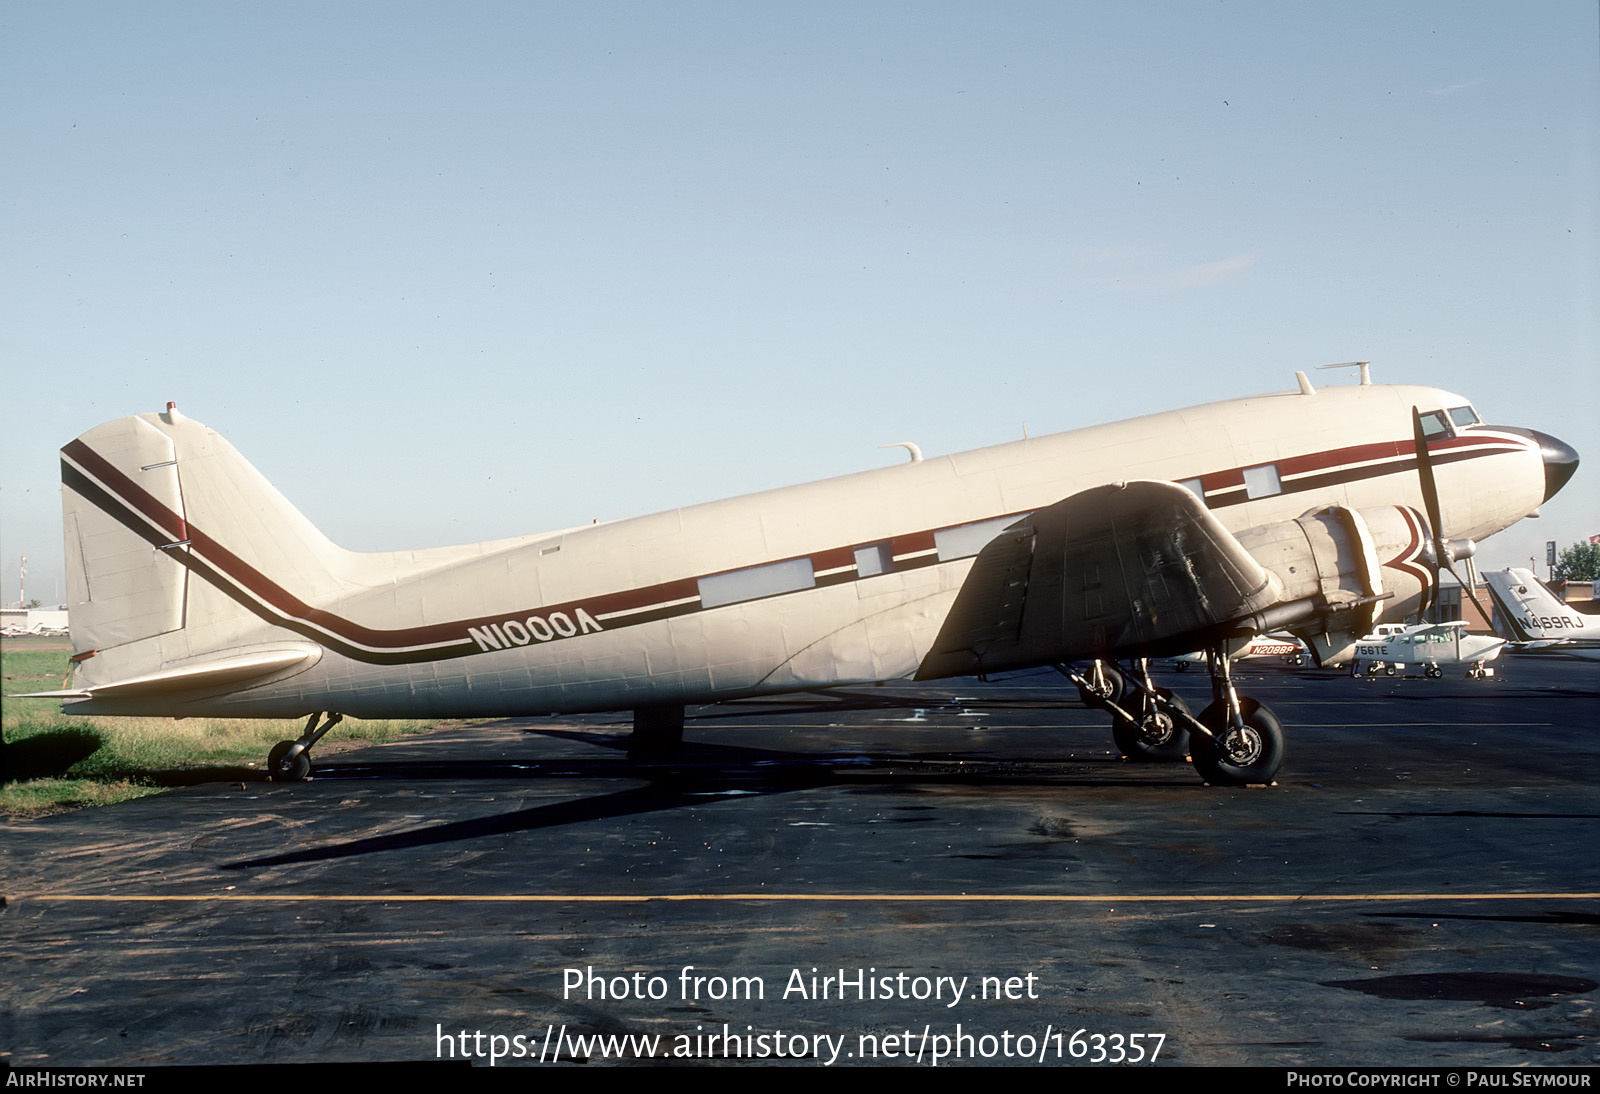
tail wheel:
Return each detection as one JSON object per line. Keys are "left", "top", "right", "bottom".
{"left": 1113, "top": 688, "right": 1191, "bottom": 763}
{"left": 1191, "top": 698, "right": 1285, "bottom": 786}
{"left": 267, "top": 740, "right": 312, "bottom": 783}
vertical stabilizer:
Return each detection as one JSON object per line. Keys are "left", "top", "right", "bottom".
{"left": 59, "top": 406, "right": 350, "bottom": 689}
{"left": 1482, "top": 567, "right": 1593, "bottom": 644}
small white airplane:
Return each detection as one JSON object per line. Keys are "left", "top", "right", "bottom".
{"left": 1350, "top": 620, "right": 1506, "bottom": 678}
{"left": 1169, "top": 634, "right": 1307, "bottom": 672}
{"left": 2, "top": 622, "right": 65, "bottom": 637}
{"left": 1483, "top": 567, "right": 1600, "bottom": 660}
{"left": 23, "top": 369, "right": 1579, "bottom": 786}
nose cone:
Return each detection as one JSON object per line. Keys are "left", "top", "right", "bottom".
{"left": 1491, "top": 427, "right": 1580, "bottom": 502}
{"left": 1531, "top": 430, "right": 1580, "bottom": 502}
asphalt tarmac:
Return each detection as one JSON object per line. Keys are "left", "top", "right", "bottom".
{"left": 3, "top": 654, "right": 1597, "bottom": 1068}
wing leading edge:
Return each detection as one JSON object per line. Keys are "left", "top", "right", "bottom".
{"left": 917, "top": 480, "right": 1281, "bottom": 678}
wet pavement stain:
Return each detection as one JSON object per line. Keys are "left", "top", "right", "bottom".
{"left": 1370, "top": 910, "right": 1600, "bottom": 926}
{"left": 1321, "top": 972, "right": 1597, "bottom": 1009}
{"left": 1027, "top": 815, "right": 1076, "bottom": 838}
{"left": 1263, "top": 922, "right": 1423, "bottom": 961}
{"left": 1405, "top": 1033, "right": 1586, "bottom": 1054}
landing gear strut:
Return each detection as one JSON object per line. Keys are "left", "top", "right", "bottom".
{"left": 1056, "top": 659, "right": 1189, "bottom": 764}
{"left": 1073, "top": 660, "right": 1125, "bottom": 708}
{"left": 1111, "top": 659, "right": 1191, "bottom": 763}
{"left": 266, "top": 712, "right": 343, "bottom": 782}
{"left": 1189, "top": 648, "right": 1285, "bottom": 786}
{"left": 1060, "top": 649, "right": 1285, "bottom": 785}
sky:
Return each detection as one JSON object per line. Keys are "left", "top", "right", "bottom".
{"left": 4, "top": 1, "right": 1597, "bottom": 608}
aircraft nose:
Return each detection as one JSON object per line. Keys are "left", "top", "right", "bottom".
{"left": 1530, "top": 429, "right": 1580, "bottom": 502}
{"left": 1491, "top": 426, "right": 1581, "bottom": 502}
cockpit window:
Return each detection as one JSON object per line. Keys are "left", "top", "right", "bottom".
{"left": 1418, "top": 410, "right": 1451, "bottom": 438}
{"left": 1448, "top": 405, "right": 1480, "bottom": 428}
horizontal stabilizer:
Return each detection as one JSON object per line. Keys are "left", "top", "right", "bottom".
{"left": 16, "top": 647, "right": 320, "bottom": 701}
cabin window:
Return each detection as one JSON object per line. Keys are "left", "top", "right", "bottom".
{"left": 698, "top": 557, "right": 815, "bottom": 609}
{"left": 1243, "top": 463, "right": 1282, "bottom": 499}
{"left": 934, "top": 516, "right": 1013, "bottom": 561}
{"left": 854, "top": 543, "right": 894, "bottom": 577}
{"left": 1177, "top": 477, "right": 1206, "bottom": 503}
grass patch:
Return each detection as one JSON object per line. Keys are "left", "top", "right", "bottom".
{"left": 2, "top": 648, "right": 76, "bottom": 691}
{"left": 2, "top": 643, "right": 448, "bottom": 816}
{"left": 1, "top": 777, "right": 158, "bottom": 814}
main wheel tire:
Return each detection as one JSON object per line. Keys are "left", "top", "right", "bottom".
{"left": 1191, "top": 698, "right": 1285, "bottom": 786}
{"left": 1075, "top": 661, "right": 1125, "bottom": 708}
{"left": 1112, "top": 688, "right": 1191, "bottom": 763}
{"left": 267, "top": 740, "right": 311, "bottom": 782}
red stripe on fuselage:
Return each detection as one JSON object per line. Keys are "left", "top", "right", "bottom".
{"left": 63, "top": 428, "right": 1534, "bottom": 661}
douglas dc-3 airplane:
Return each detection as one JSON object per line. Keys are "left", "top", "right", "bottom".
{"left": 25, "top": 369, "right": 1579, "bottom": 786}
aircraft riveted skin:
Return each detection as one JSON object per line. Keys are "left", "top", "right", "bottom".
{"left": 35, "top": 382, "right": 1573, "bottom": 724}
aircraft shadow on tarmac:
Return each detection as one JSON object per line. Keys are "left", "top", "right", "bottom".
{"left": 222, "top": 689, "right": 1177, "bottom": 872}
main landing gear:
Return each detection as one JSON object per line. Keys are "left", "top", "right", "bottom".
{"left": 1059, "top": 651, "right": 1285, "bottom": 786}
{"left": 266, "top": 712, "right": 343, "bottom": 782}
{"left": 628, "top": 703, "right": 685, "bottom": 758}
{"left": 1105, "top": 659, "right": 1190, "bottom": 763}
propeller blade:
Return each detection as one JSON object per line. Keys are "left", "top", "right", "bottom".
{"left": 1411, "top": 407, "right": 1444, "bottom": 616}
{"left": 1413, "top": 408, "right": 1495, "bottom": 625}
{"left": 1455, "top": 553, "right": 1493, "bottom": 629}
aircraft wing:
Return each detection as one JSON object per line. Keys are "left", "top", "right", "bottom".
{"left": 917, "top": 480, "right": 1281, "bottom": 678}
{"left": 1398, "top": 621, "right": 1474, "bottom": 642}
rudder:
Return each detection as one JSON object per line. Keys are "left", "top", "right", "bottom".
{"left": 59, "top": 404, "right": 348, "bottom": 689}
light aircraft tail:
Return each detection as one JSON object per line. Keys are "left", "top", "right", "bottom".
{"left": 1482, "top": 567, "right": 1596, "bottom": 647}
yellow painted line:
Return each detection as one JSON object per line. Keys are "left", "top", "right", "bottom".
{"left": 9, "top": 892, "right": 1598, "bottom": 904}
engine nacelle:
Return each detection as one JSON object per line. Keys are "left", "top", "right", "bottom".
{"left": 1235, "top": 505, "right": 1433, "bottom": 665}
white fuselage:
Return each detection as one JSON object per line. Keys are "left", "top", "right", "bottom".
{"left": 62, "top": 382, "right": 1551, "bottom": 717}
{"left": 1353, "top": 626, "right": 1505, "bottom": 667}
